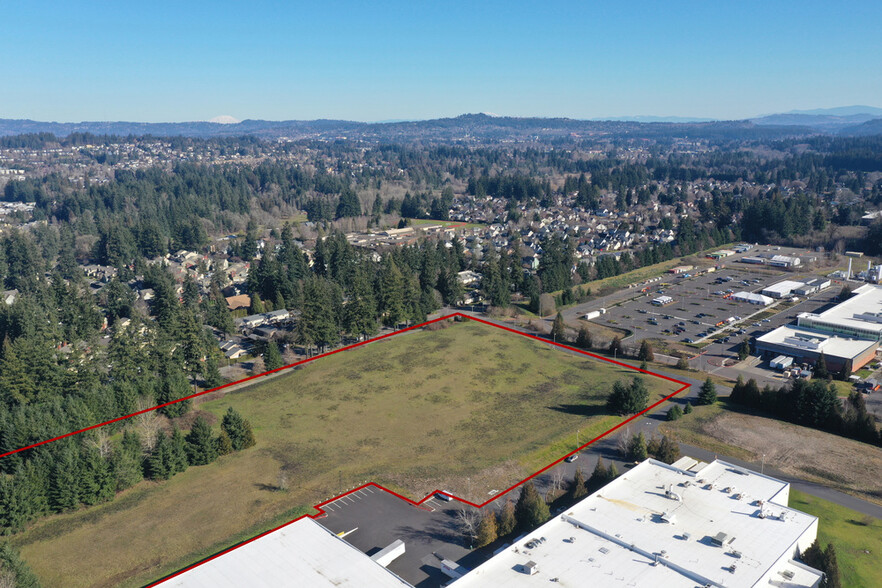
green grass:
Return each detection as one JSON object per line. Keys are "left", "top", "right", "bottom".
{"left": 14, "top": 320, "right": 678, "bottom": 588}
{"left": 789, "top": 489, "right": 882, "bottom": 588}
{"left": 830, "top": 380, "right": 855, "bottom": 398}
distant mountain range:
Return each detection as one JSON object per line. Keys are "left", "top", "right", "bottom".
{"left": 750, "top": 105, "right": 882, "bottom": 132}
{"left": 0, "top": 106, "right": 879, "bottom": 142}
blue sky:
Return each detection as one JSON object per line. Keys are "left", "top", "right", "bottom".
{"left": 2, "top": 1, "right": 880, "bottom": 122}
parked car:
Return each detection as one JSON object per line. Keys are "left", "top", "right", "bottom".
{"left": 565, "top": 454, "right": 579, "bottom": 463}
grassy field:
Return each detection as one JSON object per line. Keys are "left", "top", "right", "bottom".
{"left": 659, "top": 402, "right": 757, "bottom": 461}
{"left": 789, "top": 490, "right": 882, "bottom": 588}
{"left": 660, "top": 401, "right": 882, "bottom": 504}
{"left": 13, "top": 320, "right": 678, "bottom": 588}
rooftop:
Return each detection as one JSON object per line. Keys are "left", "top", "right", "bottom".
{"left": 757, "top": 325, "right": 878, "bottom": 359}
{"left": 797, "top": 284, "right": 882, "bottom": 339}
{"left": 454, "top": 459, "right": 821, "bottom": 588}
{"left": 165, "top": 517, "right": 412, "bottom": 587}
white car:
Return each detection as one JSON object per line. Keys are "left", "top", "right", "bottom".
{"left": 564, "top": 454, "right": 579, "bottom": 463}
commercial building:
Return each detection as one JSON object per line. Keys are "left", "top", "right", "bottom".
{"left": 166, "top": 517, "right": 411, "bottom": 587}
{"left": 796, "top": 284, "right": 882, "bottom": 342}
{"left": 768, "top": 255, "right": 802, "bottom": 268}
{"left": 762, "top": 280, "right": 805, "bottom": 299}
{"left": 756, "top": 326, "right": 879, "bottom": 373}
{"left": 707, "top": 249, "right": 735, "bottom": 259}
{"left": 668, "top": 265, "right": 694, "bottom": 274}
{"left": 794, "top": 278, "right": 832, "bottom": 296}
{"left": 731, "top": 291, "right": 774, "bottom": 306}
{"left": 454, "top": 459, "right": 822, "bottom": 588}
{"left": 755, "top": 284, "right": 882, "bottom": 372}
{"left": 652, "top": 295, "right": 674, "bottom": 306}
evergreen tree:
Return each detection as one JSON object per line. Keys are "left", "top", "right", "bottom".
{"left": 186, "top": 417, "right": 218, "bottom": 466}
{"left": 249, "top": 292, "right": 266, "bottom": 314}
{"left": 264, "top": 341, "right": 284, "bottom": 371}
{"left": 576, "top": 327, "right": 593, "bottom": 350}
{"left": 822, "top": 543, "right": 842, "bottom": 588}
{"left": 814, "top": 353, "right": 830, "bottom": 379}
{"left": 0, "top": 474, "right": 30, "bottom": 535}
{"left": 608, "top": 462, "right": 619, "bottom": 480}
{"left": 335, "top": 188, "right": 362, "bottom": 219}
{"left": 0, "top": 541, "right": 41, "bottom": 588}
{"left": 169, "top": 427, "right": 189, "bottom": 474}
{"left": 648, "top": 434, "right": 680, "bottom": 464}
{"left": 698, "top": 377, "right": 717, "bottom": 405}
{"left": 683, "top": 402, "right": 693, "bottom": 414}
{"left": 156, "top": 367, "right": 193, "bottom": 418}
{"left": 738, "top": 339, "right": 750, "bottom": 361}
{"left": 568, "top": 468, "right": 588, "bottom": 501}
{"left": 49, "top": 444, "right": 80, "bottom": 512}
{"left": 589, "top": 458, "right": 609, "bottom": 491}
{"left": 514, "top": 482, "right": 550, "bottom": 531}
{"left": 607, "top": 376, "right": 650, "bottom": 415}
{"left": 147, "top": 432, "right": 172, "bottom": 480}
{"left": 627, "top": 432, "right": 648, "bottom": 462}
{"left": 0, "top": 338, "right": 36, "bottom": 406}
{"left": 608, "top": 336, "right": 624, "bottom": 358}
{"left": 497, "top": 499, "right": 516, "bottom": 537}
{"left": 215, "top": 430, "right": 234, "bottom": 456}
{"left": 551, "top": 312, "right": 566, "bottom": 342}
{"left": 79, "top": 444, "right": 114, "bottom": 506}
{"left": 202, "top": 351, "right": 225, "bottom": 389}
{"left": 637, "top": 340, "right": 654, "bottom": 362}
{"left": 666, "top": 405, "right": 683, "bottom": 421}
{"left": 379, "top": 257, "right": 405, "bottom": 326}
{"left": 474, "top": 511, "right": 498, "bottom": 548}
{"left": 222, "top": 407, "right": 256, "bottom": 450}
{"left": 112, "top": 431, "right": 143, "bottom": 491}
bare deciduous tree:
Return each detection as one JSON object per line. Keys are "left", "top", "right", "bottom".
{"left": 135, "top": 399, "right": 162, "bottom": 451}
{"left": 456, "top": 504, "right": 481, "bottom": 545}
{"left": 87, "top": 427, "right": 112, "bottom": 459}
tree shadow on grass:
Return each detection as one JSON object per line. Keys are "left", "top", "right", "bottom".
{"left": 546, "top": 404, "right": 609, "bottom": 418}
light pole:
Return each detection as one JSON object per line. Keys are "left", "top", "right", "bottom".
{"left": 761, "top": 453, "right": 766, "bottom": 475}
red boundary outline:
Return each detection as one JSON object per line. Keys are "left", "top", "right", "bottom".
{"left": 0, "top": 312, "right": 690, "bottom": 585}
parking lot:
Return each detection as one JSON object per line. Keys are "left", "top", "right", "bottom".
{"left": 582, "top": 247, "right": 845, "bottom": 357}
{"left": 317, "top": 486, "right": 474, "bottom": 587}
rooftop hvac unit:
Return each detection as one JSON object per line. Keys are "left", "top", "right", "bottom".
{"left": 781, "top": 570, "right": 795, "bottom": 580}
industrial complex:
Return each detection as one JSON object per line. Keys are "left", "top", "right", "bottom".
{"left": 165, "top": 517, "right": 411, "bottom": 587}
{"left": 757, "top": 283, "right": 882, "bottom": 373}
{"left": 168, "top": 459, "right": 824, "bottom": 588}
{"left": 455, "top": 459, "right": 823, "bottom": 588}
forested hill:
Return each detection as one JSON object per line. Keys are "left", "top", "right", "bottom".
{"left": 0, "top": 114, "right": 820, "bottom": 143}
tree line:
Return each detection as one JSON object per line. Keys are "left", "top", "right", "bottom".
{"left": 729, "top": 376, "right": 881, "bottom": 447}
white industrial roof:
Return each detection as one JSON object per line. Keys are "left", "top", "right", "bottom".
{"left": 454, "top": 460, "right": 821, "bottom": 588}
{"left": 757, "top": 325, "right": 878, "bottom": 360}
{"left": 732, "top": 291, "right": 774, "bottom": 305}
{"left": 762, "top": 280, "right": 804, "bottom": 295}
{"left": 164, "top": 518, "right": 412, "bottom": 587}
{"left": 798, "top": 284, "right": 882, "bottom": 339}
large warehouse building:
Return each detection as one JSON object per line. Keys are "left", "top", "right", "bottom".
{"left": 454, "top": 459, "right": 823, "bottom": 588}
{"left": 166, "top": 517, "right": 411, "bottom": 587}
{"left": 756, "top": 284, "right": 882, "bottom": 372}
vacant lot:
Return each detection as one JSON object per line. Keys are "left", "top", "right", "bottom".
{"left": 789, "top": 490, "right": 882, "bottom": 588}
{"left": 661, "top": 403, "right": 882, "bottom": 504}
{"left": 13, "top": 319, "right": 678, "bottom": 588}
